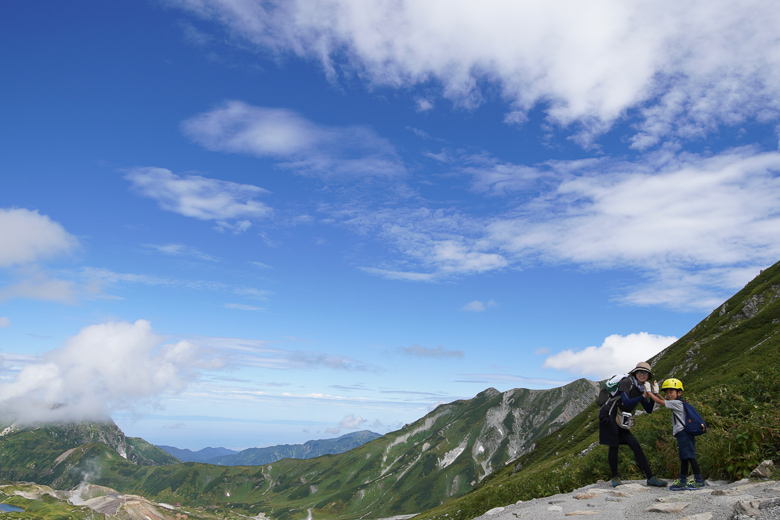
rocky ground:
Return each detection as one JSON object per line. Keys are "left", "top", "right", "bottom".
{"left": 470, "top": 478, "right": 780, "bottom": 520}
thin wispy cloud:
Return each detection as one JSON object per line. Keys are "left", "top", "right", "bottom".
{"left": 224, "top": 303, "right": 263, "bottom": 311}
{"left": 288, "top": 351, "right": 379, "bottom": 371}
{"left": 125, "top": 166, "right": 272, "bottom": 233}
{"left": 182, "top": 101, "right": 406, "bottom": 179}
{"left": 397, "top": 345, "right": 464, "bottom": 359}
{"left": 336, "top": 147, "right": 780, "bottom": 311}
{"left": 144, "top": 243, "right": 220, "bottom": 262}
{"left": 78, "top": 267, "right": 272, "bottom": 301}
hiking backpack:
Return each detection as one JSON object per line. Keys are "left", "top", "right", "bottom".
{"left": 596, "top": 373, "right": 628, "bottom": 407}
{"left": 681, "top": 400, "right": 707, "bottom": 436}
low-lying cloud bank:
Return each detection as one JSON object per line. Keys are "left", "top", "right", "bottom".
{"left": 0, "top": 320, "right": 222, "bottom": 425}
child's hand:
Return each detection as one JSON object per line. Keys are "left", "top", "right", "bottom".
{"left": 653, "top": 381, "right": 660, "bottom": 393}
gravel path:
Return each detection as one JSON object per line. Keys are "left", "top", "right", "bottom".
{"left": 469, "top": 478, "right": 780, "bottom": 520}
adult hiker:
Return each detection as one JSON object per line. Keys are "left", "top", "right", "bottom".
{"left": 598, "top": 361, "right": 667, "bottom": 488}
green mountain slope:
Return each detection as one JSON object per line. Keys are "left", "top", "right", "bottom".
{"left": 204, "top": 430, "right": 382, "bottom": 466}
{"left": 0, "top": 379, "right": 596, "bottom": 520}
{"left": 0, "top": 420, "right": 179, "bottom": 484}
{"left": 413, "top": 260, "right": 780, "bottom": 520}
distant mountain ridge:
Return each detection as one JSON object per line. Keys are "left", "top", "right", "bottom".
{"left": 156, "top": 430, "right": 382, "bottom": 465}
{"left": 208, "top": 430, "right": 382, "bottom": 465}
{"left": 156, "top": 445, "right": 238, "bottom": 463}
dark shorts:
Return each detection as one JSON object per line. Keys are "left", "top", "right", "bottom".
{"left": 675, "top": 430, "right": 697, "bottom": 460}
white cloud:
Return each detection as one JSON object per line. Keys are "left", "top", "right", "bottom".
{"left": 181, "top": 101, "right": 406, "bottom": 178}
{"left": 125, "top": 166, "right": 272, "bottom": 232}
{"left": 461, "top": 300, "right": 497, "bottom": 312}
{"left": 542, "top": 332, "right": 678, "bottom": 379}
{"left": 171, "top": 0, "right": 780, "bottom": 146}
{"left": 0, "top": 316, "right": 9, "bottom": 328}
{"left": 0, "top": 208, "right": 78, "bottom": 267}
{"left": 338, "top": 414, "right": 367, "bottom": 429}
{"left": 0, "top": 320, "right": 225, "bottom": 424}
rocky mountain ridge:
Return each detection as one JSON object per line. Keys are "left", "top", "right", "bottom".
{"left": 0, "top": 378, "right": 598, "bottom": 520}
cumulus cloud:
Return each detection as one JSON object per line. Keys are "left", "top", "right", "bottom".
{"left": 338, "top": 414, "right": 367, "bottom": 429}
{"left": 171, "top": 0, "right": 780, "bottom": 146}
{"left": 0, "top": 320, "right": 224, "bottom": 424}
{"left": 0, "top": 208, "right": 79, "bottom": 268}
{"left": 182, "top": 101, "right": 406, "bottom": 178}
{"left": 543, "top": 332, "right": 678, "bottom": 379}
{"left": 125, "top": 167, "right": 271, "bottom": 233}
{"left": 397, "top": 345, "right": 464, "bottom": 359}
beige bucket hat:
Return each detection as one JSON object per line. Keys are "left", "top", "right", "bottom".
{"left": 629, "top": 361, "right": 653, "bottom": 379}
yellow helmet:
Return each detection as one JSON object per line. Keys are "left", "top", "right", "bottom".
{"left": 661, "top": 378, "right": 684, "bottom": 391}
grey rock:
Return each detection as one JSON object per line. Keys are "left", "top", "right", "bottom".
{"left": 750, "top": 460, "right": 775, "bottom": 479}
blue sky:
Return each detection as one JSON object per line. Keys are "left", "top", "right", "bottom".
{"left": 1, "top": 0, "right": 779, "bottom": 450}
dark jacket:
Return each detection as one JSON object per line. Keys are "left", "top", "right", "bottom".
{"left": 598, "top": 376, "right": 654, "bottom": 446}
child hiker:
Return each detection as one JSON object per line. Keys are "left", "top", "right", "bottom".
{"left": 647, "top": 378, "right": 706, "bottom": 490}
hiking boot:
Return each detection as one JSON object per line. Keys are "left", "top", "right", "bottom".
{"left": 611, "top": 477, "right": 622, "bottom": 487}
{"left": 686, "top": 479, "right": 705, "bottom": 490}
{"left": 669, "top": 478, "right": 689, "bottom": 491}
{"left": 646, "top": 476, "right": 667, "bottom": 487}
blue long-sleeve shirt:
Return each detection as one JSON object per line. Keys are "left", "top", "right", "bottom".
{"left": 619, "top": 377, "right": 654, "bottom": 413}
